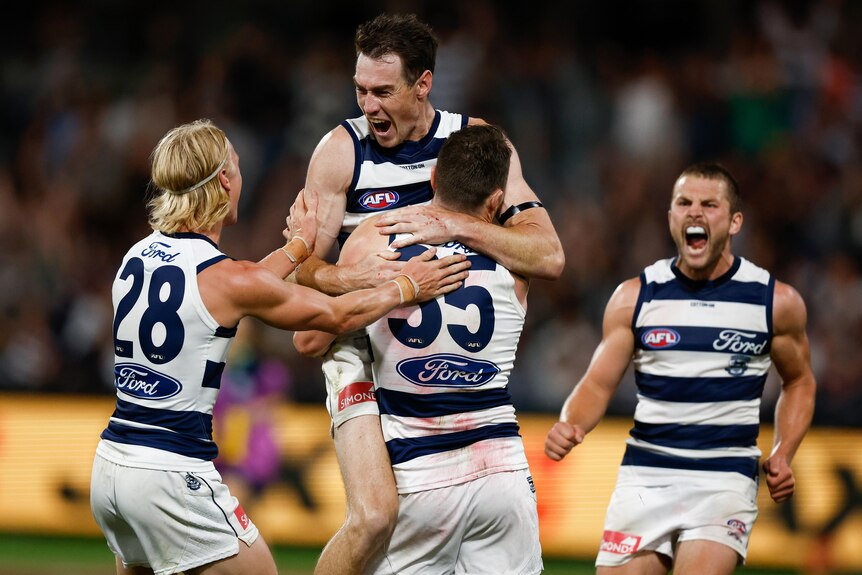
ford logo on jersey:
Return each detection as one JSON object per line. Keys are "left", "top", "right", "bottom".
{"left": 359, "top": 190, "right": 399, "bottom": 210}
{"left": 396, "top": 353, "right": 500, "bottom": 387}
{"left": 114, "top": 363, "right": 182, "bottom": 399}
{"left": 641, "top": 328, "right": 680, "bottom": 349}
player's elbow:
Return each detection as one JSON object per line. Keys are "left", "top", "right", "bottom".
{"left": 292, "top": 331, "right": 329, "bottom": 357}
{"left": 545, "top": 247, "right": 566, "bottom": 279}
{"left": 530, "top": 246, "right": 565, "bottom": 280}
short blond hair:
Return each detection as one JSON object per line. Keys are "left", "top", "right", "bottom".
{"left": 147, "top": 119, "right": 234, "bottom": 233}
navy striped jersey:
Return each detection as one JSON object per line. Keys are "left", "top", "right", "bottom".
{"left": 365, "top": 238, "right": 529, "bottom": 494}
{"left": 97, "top": 231, "right": 235, "bottom": 472}
{"left": 626, "top": 256, "right": 774, "bottom": 479}
{"left": 337, "top": 110, "right": 468, "bottom": 246}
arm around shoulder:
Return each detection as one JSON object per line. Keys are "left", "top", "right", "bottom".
{"left": 463, "top": 117, "right": 564, "bottom": 279}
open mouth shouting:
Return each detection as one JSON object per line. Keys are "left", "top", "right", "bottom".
{"left": 369, "top": 117, "right": 393, "bottom": 139}
{"left": 685, "top": 225, "right": 708, "bottom": 253}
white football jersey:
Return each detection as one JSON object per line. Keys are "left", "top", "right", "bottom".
{"left": 337, "top": 110, "right": 467, "bottom": 245}
{"left": 97, "top": 231, "right": 235, "bottom": 472}
{"left": 366, "top": 238, "right": 530, "bottom": 493}
{"left": 626, "top": 256, "right": 774, "bottom": 479}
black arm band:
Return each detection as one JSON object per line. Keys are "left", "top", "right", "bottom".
{"left": 497, "top": 201, "right": 545, "bottom": 225}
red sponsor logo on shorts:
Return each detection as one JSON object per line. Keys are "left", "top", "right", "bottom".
{"left": 234, "top": 505, "right": 250, "bottom": 530}
{"left": 600, "top": 530, "right": 641, "bottom": 554}
{"left": 338, "top": 381, "right": 375, "bottom": 412}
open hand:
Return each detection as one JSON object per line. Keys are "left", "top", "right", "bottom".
{"left": 284, "top": 188, "right": 319, "bottom": 252}
{"left": 401, "top": 247, "right": 471, "bottom": 302}
{"left": 375, "top": 205, "right": 475, "bottom": 249}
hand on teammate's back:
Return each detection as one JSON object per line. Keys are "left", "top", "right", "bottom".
{"left": 401, "top": 247, "right": 471, "bottom": 302}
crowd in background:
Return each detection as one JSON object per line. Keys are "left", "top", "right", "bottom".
{"left": 1, "top": 0, "right": 860, "bottom": 426}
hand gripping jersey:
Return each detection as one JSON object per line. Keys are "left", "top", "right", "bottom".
{"left": 337, "top": 110, "right": 467, "bottom": 246}
{"left": 97, "top": 231, "right": 235, "bottom": 472}
{"left": 626, "top": 257, "right": 774, "bottom": 479}
{"left": 365, "top": 239, "right": 530, "bottom": 494}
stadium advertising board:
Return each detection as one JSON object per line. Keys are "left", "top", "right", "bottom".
{"left": 0, "top": 394, "right": 860, "bottom": 571}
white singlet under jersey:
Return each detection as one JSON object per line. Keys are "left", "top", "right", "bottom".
{"left": 97, "top": 231, "right": 235, "bottom": 472}
{"left": 338, "top": 110, "right": 467, "bottom": 246}
{"left": 365, "top": 238, "right": 529, "bottom": 494}
{"left": 626, "top": 256, "right": 774, "bottom": 480}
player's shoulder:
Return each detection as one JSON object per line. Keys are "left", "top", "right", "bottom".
{"left": 610, "top": 277, "right": 642, "bottom": 306}
{"left": 313, "top": 123, "right": 355, "bottom": 156}
{"left": 773, "top": 279, "right": 807, "bottom": 330}
{"left": 200, "top": 258, "right": 279, "bottom": 298}
{"left": 339, "top": 214, "right": 388, "bottom": 264}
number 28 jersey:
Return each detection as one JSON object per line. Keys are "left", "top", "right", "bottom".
{"left": 366, "top": 239, "right": 530, "bottom": 494}
{"left": 97, "top": 231, "right": 235, "bottom": 472}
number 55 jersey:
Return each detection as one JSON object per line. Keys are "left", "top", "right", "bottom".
{"left": 366, "top": 239, "right": 530, "bottom": 494}
{"left": 97, "top": 231, "right": 234, "bottom": 472}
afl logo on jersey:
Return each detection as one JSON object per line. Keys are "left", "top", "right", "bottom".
{"left": 642, "top": 328, "right": 680, "bottom": 349}
{"left": 397, "top": 353, "right": 499, "bottom": 388}
{"left": 114, "top": 363, "right": 182, "bottom": 399}
{"left": 359, "top": 190, "right": 399, "bottom": 210}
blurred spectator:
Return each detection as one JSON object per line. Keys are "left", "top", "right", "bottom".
{"left": 1, "top": 0, "right": 860, "bottom": 427}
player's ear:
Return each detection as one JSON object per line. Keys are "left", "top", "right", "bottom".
{"left": 729, "top": 210, "right": 743, "bottom": 236}
{"left": 218, "top": 169, "right": 231, "bottom": 192}
{"left": 489, "top": 188, "right": 505, "bottom": 219}
{"left": 416, "top": 70, "right": 432, "bottom": 100}
{"left": 430, "top": 166, "right": 437, "bottom": 193}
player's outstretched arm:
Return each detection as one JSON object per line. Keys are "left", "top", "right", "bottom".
{"left": 204, "top": 246, "right": 469, "bottom": 337}
{"left": 545, "top": 278, "right": 638, "bottom": 461}
{"left": 294, "top": 127, "right": 406, "bottom": 295}
{"left": 374, "top": 119, "right": 564, "bottom": 280}
{"left": 762, "top": 281, "right": 816, "bottom": 503}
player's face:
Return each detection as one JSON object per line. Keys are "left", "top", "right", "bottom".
{"left": 223, "top": 142, "right": 242, "bottom": 227}
{"left": 354, "top": 53, "right": 424, "bottom": 148}
{"left": 668, "top": 175, "right": 742, "bottom": 280}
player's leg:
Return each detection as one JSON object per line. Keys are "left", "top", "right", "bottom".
{"left": 596, "top": 553, "right": 671, "bottom": 575}
{"left": 672, "top": 472, "right": 757, "bottom": 575}
{"left": 315, "top": 334, "right": 398, "bottom": 575}
{"left": 187, "top": 536, "right": 277, "bottom": 575}
{"left": 671, "top": 540, "right": 739, "bottom": 575}
{"left": 314, "top": 414, "right": 398, "bottom": 575}
{"left": 595, "top": 467, "right": 679, "bottom": 575}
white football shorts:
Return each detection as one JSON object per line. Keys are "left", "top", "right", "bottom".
{"left": 90, "top": 453, "right": 258, "bottom": 575}
{"left": 596, "top": 465, "right": 758, "bottom": 567}
{"left": 322, "top": 331, "right": 378, "bottom": 430}
{"left": 367, "top": 468, "right": 543, "bottom": 575}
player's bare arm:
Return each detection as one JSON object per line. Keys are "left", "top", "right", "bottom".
{"left": 762, "top": 280, "right": 816, "bottom": 503}
{"left": 545, "top": 278, "right": 639, "bottom": 461}
{"left": 203, "top": 246, "right": 469, "bottom": 337}
{"left": 374, "top": 118, "right": 564, "bottom": 280}
{"left": 293, "top": 214, "right": 436, "bottom": 357}
{"left": 294, "top": 127, "right": 406, "bottom": 295}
